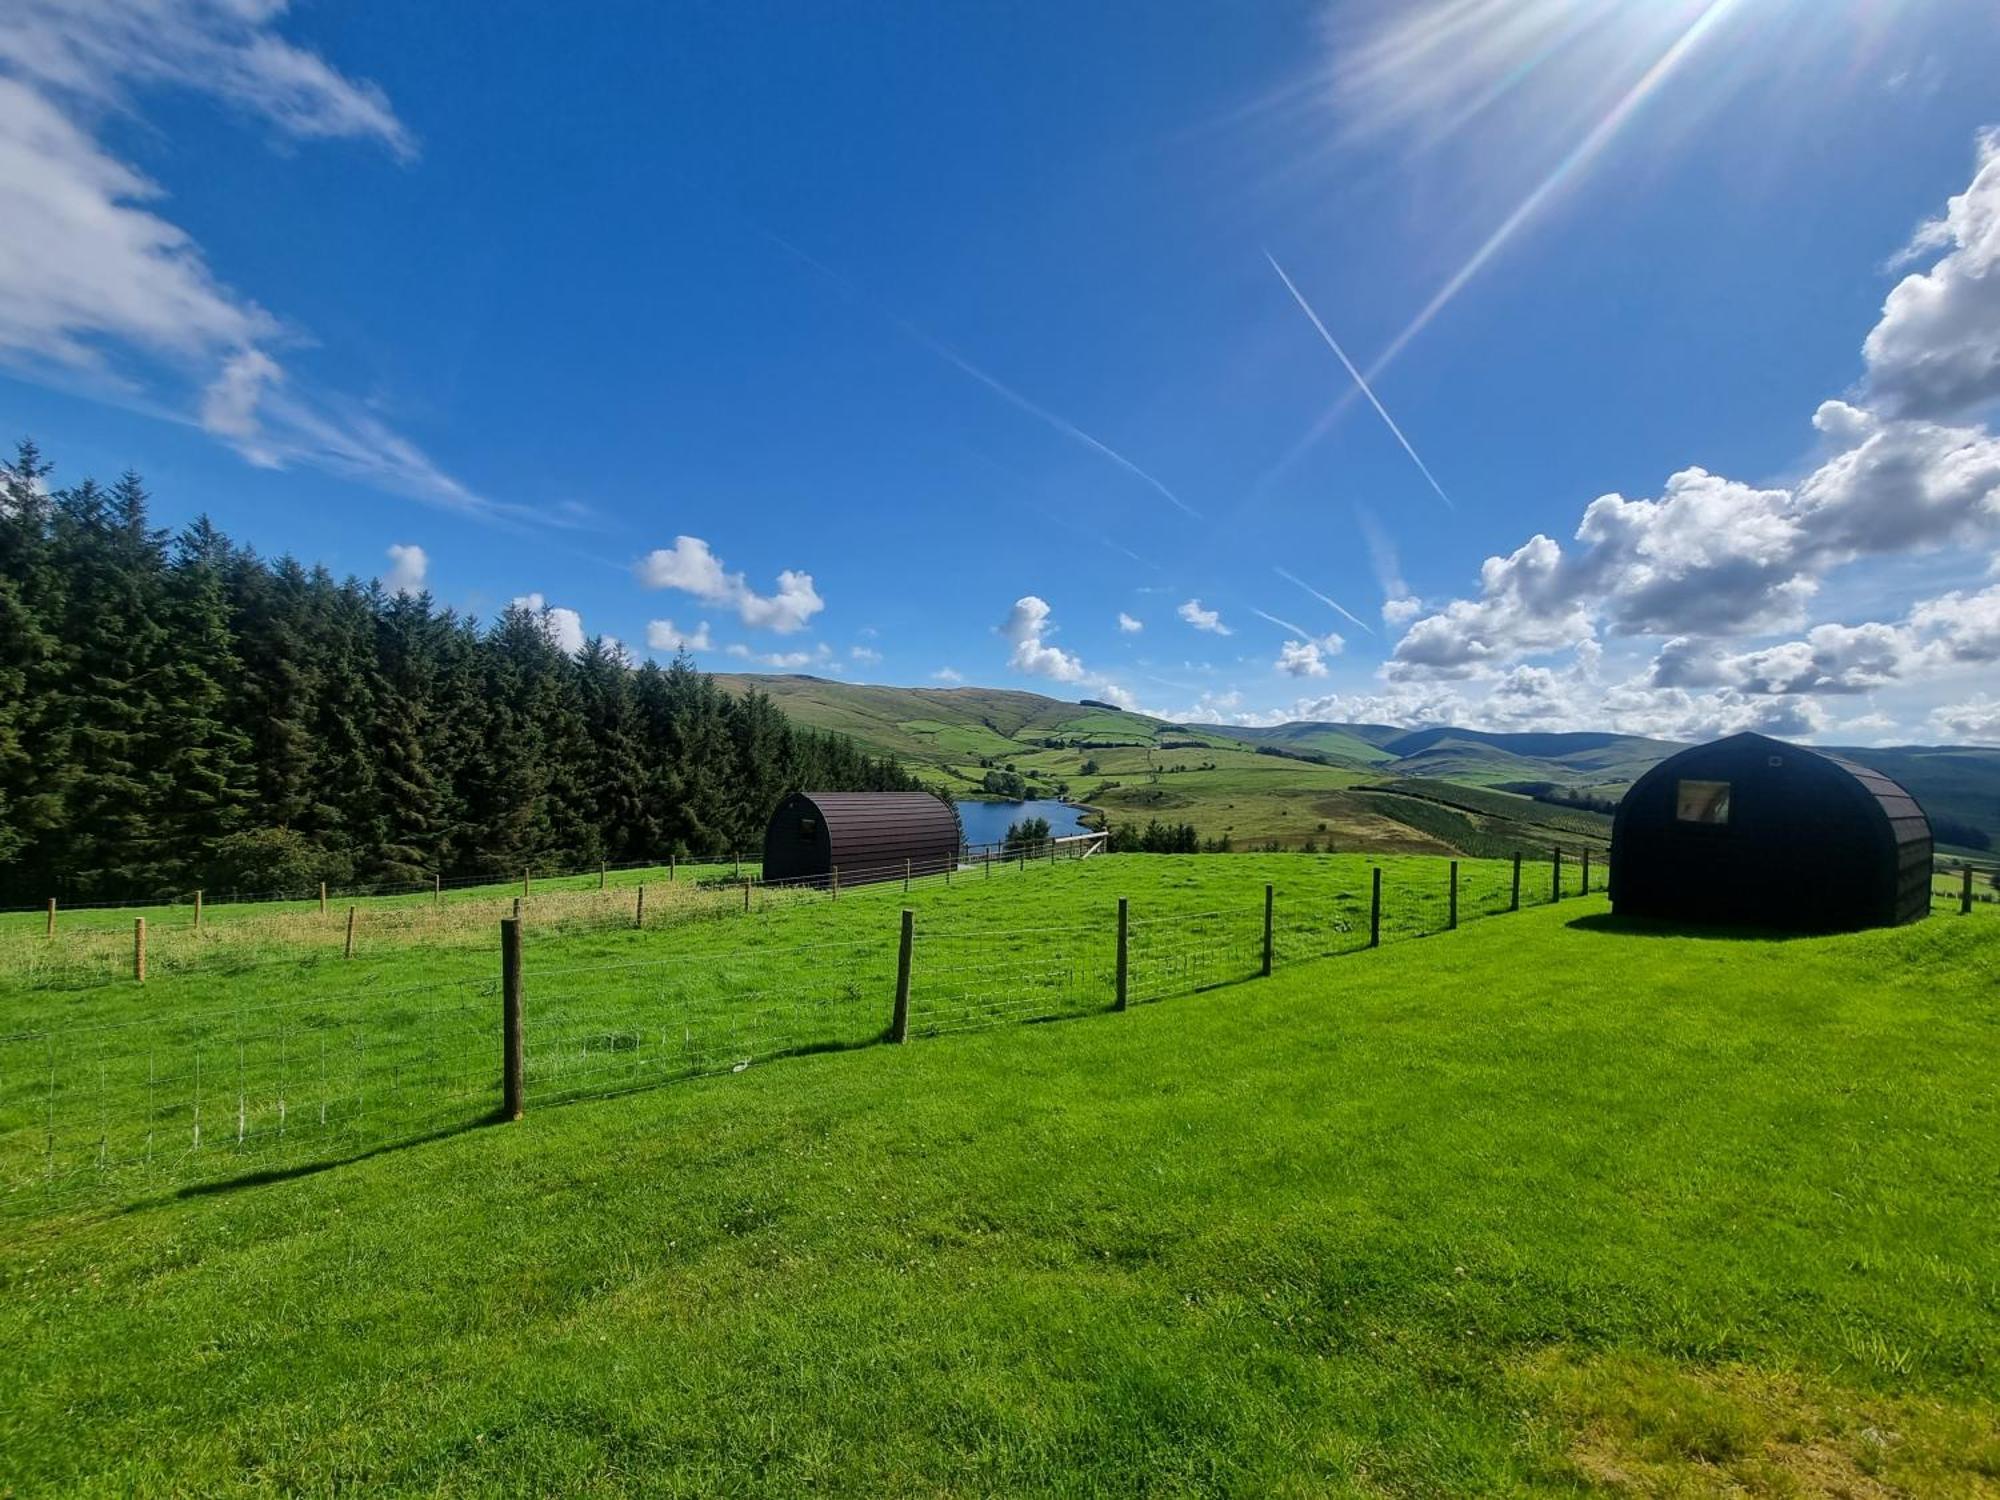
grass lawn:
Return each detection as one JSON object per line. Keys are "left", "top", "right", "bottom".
{"left": 2, "top": 867, "right": 1996, "bottom": 1495}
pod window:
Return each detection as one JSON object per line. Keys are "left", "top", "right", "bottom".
{"left": 798, "top": 817, "right": 819, "bottom": 842}
{"left": 1676, "top": 779, "right": 1731, "bottom": 825}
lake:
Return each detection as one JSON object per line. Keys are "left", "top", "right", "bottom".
{"left": 954, "top": 798, "right": 1092, "bottom": 848}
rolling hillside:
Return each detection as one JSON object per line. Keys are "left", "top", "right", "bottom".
{"left": 714, "top": 676, "right": 2000, "bottom": 853}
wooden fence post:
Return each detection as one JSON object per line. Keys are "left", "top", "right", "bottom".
{"left": 904, "top": 857, "right": 911, "bottom": 894}
{"left": 891, "top": 909, "right": 914, "bottom": 1044}
{"left": 45, "top": 897, "right": 55, "bottom": 938}
{"left": 1262, "top": 883, "right": 1274, "bottom": 977}
{"left": 134, "top": 917, "right": 146, "bottom": 982}
{"left": 832, "top": 867, "right": 840, "bottom": 900}
{"left": 1551, "top": 846, "right": 1562, "bottom": 903}
{"left": 1115, "top": 897, "right": 1129, "bottom": 1011}
{"left": 734, "top": 850, "right": 741, "bottom": 880}
{"left": 669, "top": 853, "right": 676, "bottom": 882}
{"left": 522, "top": 868, "right": 531, "bottom": 897}
{"left": 512, "top": 896, "right": 522, "bottom": 922}
{"left": 1369, "top": 867, "right": 1382, "bottom": 949}
{"left": 344, "top": 906, "right": 357, "bottom": 959}
{"left": 1964, "top": 865, "right": 1975, "bottom": 916}
{"left": 1581, "top": 850, "right": 1591, "bottom": 895}
{"left": 743, "top": 879, "right": 751, "bottom": 913}
{"left": 635, "top": 884, "right": 645, "bottom": 928}
{"left": 1510, "top": 852, "right": 1522, "bottom": 912}
{"left": 501, "top": 917, "right": 524, "bottom": 1121}
{"left": 1448, "top": 861, "right": 1459, "bottom": 931}
{"left": 194, "top": 889, "right": 203, "bottom": 932}
{"left": 319, "top": 881, "right": 327, "bottom": 916}
{"left": 434, "top": 873, "right": 442, "bottom": 905}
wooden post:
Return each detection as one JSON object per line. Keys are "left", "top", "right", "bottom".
{"left": 1511, "top": 852, "right": 1522, "bottom": 912}
{"left": 134, "top": 917, "right": 146, "bottom": 982}
{"left": 1581, "top": 850, "right": 1591, "bottom": 895}
{"left": 1369, "top": 868, "right": 1382, "bottom": 949}
{"left": 512, "top": 896, "right": 522, "bottom": 922}
{"left": 1448, "top": 861, "right": 1459, "bottom": 931}
{"left": 891, "top": 909, "right": 914, "bottom": 1044}
{"left": 1115, "top": 897, "right": 1129, "bottom": 1011}
{"left": 45, "top": 897, "right": 55, "bottom": 938}
{"left": 635, "top": 884, "right": 646, "bottom": 928}
{"left": 343, "top": 906, "right": 357, "bottom": 959}
{"left": 1262, "top": 883, "right": 1274, "bottom": 977}
{"left": 1964, "top": 865, "right": 1975, "bottom": 916}
{"left": 904, "top": 857, "right": 911, "bottom": 894}
{"left": 734, "top": 850, "right": 741, "bottom": 879}
{"left": 319, "top": 881, "right": 327, "bottom": 916}
{"left": 669, "top": 852, "right": 676, "bottom": 883}
{"left": 743, "top": 879, "right": 751, "bottom": 913}
{"left": 434, "top": 872, "right": 442, "bottom": 905}
{"left": 501, "top": 917, "right": 524, "bottom": 1121}
{"left": 1551, "top": 846, "right": 1562, "bottom": 903}
{"left": 194, "top": 889, "right": 203, "bottom": 932}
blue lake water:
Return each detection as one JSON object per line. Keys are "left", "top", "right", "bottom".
{"left": 954, "top": 798, "right": 1091, "bottom": 848}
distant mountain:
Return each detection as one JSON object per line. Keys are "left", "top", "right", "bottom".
{"left": 710, "top": 676, "right": 2000, "bottom": 852}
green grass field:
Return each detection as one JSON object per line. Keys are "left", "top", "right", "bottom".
{"left": 3, "top": 856, "right": 1996, "bottom": 1494}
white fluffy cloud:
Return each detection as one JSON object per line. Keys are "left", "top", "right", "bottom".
{"left": 1275, "top": 638, "right": 1331, "bottom": 678}
{"left": 1177, "top": 598, "right": 1231, "bottom": 635}
{"left": 724, "top": 641, "right": 834, "bottom": 670}
{"left": 1929, "top": 695, "right": 2000, "bottom": 744}
{"left": 380, "top": 542, "right": 427, "bottom": 596}
{"left": 932, "top": 667, "right": 964, "bottom": 683}
{"left": 1384, "top": 133, "right": 2000, "bottom": 717}
{"left": 1382, "top": 595, "right": 1423, "bottom": 625}
{"left": 645, "top": 618, "right": 712, "bottom": 654}
{"left": 997, "top": 595, "right": 1134, "bottom": 706}
{"left": 512, "top": 592, "right": 585, "bottom": 655}
{"left": 1000, "top": 595, "right": 1088, "bottom": 682}
{"left": 1117, "top": 611, "right": 1143, "bottom": 633}
{"left": 635, "top": 536, "right": 825, "bottom": 635}
{"left": 850, "top": 644, "right": 882, "bottom": 665}
{"left": 1864, "top": 129, "right": 2000, "bottom": 419}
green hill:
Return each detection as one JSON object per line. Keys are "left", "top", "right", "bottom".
{"left": 710, "top": 677, "right": 2000, "bottom": 852}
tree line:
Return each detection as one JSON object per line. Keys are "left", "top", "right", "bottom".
{"left": 0, "top": 442, "right": 924, "bottom": 904}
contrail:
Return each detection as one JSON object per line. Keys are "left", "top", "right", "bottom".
{"left": 1258, "top": 0, "right": 1743, "bottom": 493}
{"left": 1363, "top": 0, "right": 1743, "bottom": 379}
{"left": 1265, "top": 251, "right": 1455, "bottom": 513}
{"left": 1251, "top": 607, "right": 1319, "bottom": 640}
{"left": 767, "top": 232, "right": 1199, "bottom": 519}
{"left": 1274, "top": 566, "right": 1374, "bottom": 636}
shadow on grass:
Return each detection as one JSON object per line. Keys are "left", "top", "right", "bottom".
{"left": 1565, "top": 912, "right": 1820, "bottom": 943}
{"left": 163, "top": 1117, "right": 496, "bottom": 1204}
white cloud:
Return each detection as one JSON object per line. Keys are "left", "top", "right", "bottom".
{"left": 0, "top": 5, "right": 497, "bottom": 514}
{"left": 1117, "top": 612, "right": 1143, "bottom": 634}
{"left": 380, "top": 542, "right": 427, "bottom": 596}
{"left": 511, "top": 592, "right": 585, "bottom": 656}
{"left": 1275, "top": 638, "right": 1330, "bottom": 678}
{"left": 1382, "top": 595, "right": 1422, "bottom": 625}
{"left": 997, "top": 594, "right": 1133, "bottom": 704}
{"left": 1177, "top": 598, "right": 1231, "bottom": 635}
{"left": 1865, "top": 129, "right": 2000, "bottom": 419}
{"left": 932, "top": 667, "right": 964, "bottom": 683}
{"left": 850, "top": 645, "right": 882, "bottom": 664}
{"left": 645, "top": 618, "right": 712, "bottom": 654}
{"left": 1929, "top": 694, "right": 2000, "bottom": 744}
{"left": 634, "top": 536, "right": 825, "bottom": 634}
{"left": 722, "top": 640, "right": 834, "bottom": 670}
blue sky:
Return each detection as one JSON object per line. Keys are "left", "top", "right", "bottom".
{"left": 5, "top": 0, "right": 2000, "bottom": 743}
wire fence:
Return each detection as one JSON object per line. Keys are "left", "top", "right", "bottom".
{"left": 0, "top": 836, "right": 1105, "bottom": 991}
{"left": 8, "top": 846, "right": 1993, "bottom": 1214}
